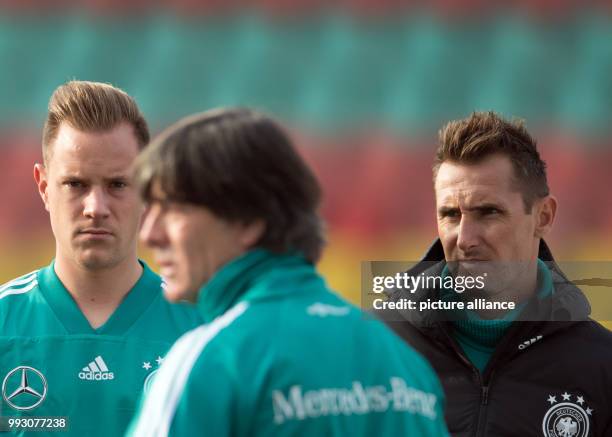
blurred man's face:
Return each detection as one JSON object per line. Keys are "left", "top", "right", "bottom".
{"left": 435, "top": 154, "right": 541, "bottom": 294}
{"left": 139, "top": 183, "right": 263, "bottom": 302}
{"left": 34, "top": 122, "right": 143, "bottom": 271}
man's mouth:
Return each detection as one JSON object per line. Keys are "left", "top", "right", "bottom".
{"left": 77, "top": 228, "right": 114, "bottom": 239}
{"left": 156, "top": 260, "right": 174, "bottom": 277}
{"left": 80, "top": 228, "right": 112, "bottom": 234}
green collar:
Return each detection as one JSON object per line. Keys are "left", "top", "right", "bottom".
{"left": 196, "top": 249, "right": 318, "bottom": 323}
{"left": 442, "top": 258, "right": 553, "bottom": 347}
{"left": 38, "top": 260, "right": 161, "bottom": 335}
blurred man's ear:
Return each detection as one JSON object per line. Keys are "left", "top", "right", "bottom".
{"left": 33, "top": 163, "right": 50, "bottom": 212}
{"left": 534, "top": 195, "right": 557, "bottom": 238}
{"left": 241, "top": 219, "right": 266, "bottom": 249}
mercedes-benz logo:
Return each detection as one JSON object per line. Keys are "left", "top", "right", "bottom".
{"left": 2, "top": 366, "right": 47, "bottom": 411}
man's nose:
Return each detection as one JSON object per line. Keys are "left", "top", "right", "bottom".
{"left": 139, "top": 206, "right": 166, "bottom": 248}
{"left": 83, "top": 186, "right": 110, "bottom": 219}
{"left": 456, "top": 215, "right": 480, "bottom": 253}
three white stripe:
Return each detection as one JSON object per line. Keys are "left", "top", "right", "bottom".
{"left": 131, "top": 301, "right": 250, "bottom": 437}
{"left": 0, "top": 271, "right": 38, "bottom": 301}
{"left": 95, "top": 356, "right": 109, "bottom": 372}
{"left": 83, "top": 356, "right": 110, "bottom": 373}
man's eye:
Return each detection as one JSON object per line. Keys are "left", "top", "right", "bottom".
{"left": 482, "top": 208, "right": 500, "bottom": 215}
{"left": 441, "top": 210, "right": 460, "bottom": 219}
{"left": 110, "top": 181, "right": 127, "bottom": 189}
{"left": 64, "top": 181, "right": 84, "bottom": 188}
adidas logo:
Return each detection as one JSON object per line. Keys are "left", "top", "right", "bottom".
{"left": 518, "top": 335, "right": 543, "bottom": 350}
{"left": 78, "top": 356, "right": 114, "bottom": 381}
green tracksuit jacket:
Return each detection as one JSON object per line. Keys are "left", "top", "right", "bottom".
{"left": 127, "top": 250, "right": 450, "bottom": 436}
{"left": 0, "top": 261, "right": 202, "bottom": 436}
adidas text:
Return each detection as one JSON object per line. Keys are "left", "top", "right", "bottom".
{"left": 79, "top": 371, "right": 114, "bottom": 381}
{"left": 78, "top": 356, "right": 114, "bottom": 381}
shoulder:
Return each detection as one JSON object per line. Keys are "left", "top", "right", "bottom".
{"left": 0, "top": 269, "right": 41, "bottom": 304}
{"left": 144, "top": 303, "right": 248, "bottom": 411}
{"left": 224, "top": 286, "right": 431, "bottom": 359}
{"left": 129, "top": 308, "right": 247, "bottom": 437}
{"left": 0, "top": 269, "right": 45, "bottom": 334}
{"left": 170, "top": 302, "right": 250, "bottom": 376}
{"left": 538, "top": 320, "right": 612, "bottom": 369}
{"left": 235, "top": 287, "right": 362, "bottom": 341}
{"left": 571, "top": 319, "right": 612, "bottom": 353}
{"left": 228, "top": 290, "right": 441, "bottom": 386}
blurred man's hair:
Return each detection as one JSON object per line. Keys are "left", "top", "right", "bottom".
{"left": 434, "top": 111, "right": 549, "bottom": 212}
{"left": 42, "top": 80, "right": 150, "bottom": 164}
{"left": 135, "top": 108, "right": 325, "bottom": 263}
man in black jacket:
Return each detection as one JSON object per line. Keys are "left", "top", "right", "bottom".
{"left": 380, "top": 112, "right": 612, "bottom": 437}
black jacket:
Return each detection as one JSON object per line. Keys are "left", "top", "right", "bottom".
{"left": 379, "top": 240, "right": 612, "bottom": 437}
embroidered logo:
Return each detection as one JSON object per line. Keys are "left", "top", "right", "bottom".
{"left": 518, "top": 335, "right": 543, "bottom": 350}
{"left": 78, "top": 355, "right": 114, "bottom": 381}
{"left": 542, "top": 391, "right": 592, "bottom": 437}
{"left": 142, "top": 356, "right": 164, "bottom": 394}
{"left": 306, "top": 302, "right": 350, "bottom": 317}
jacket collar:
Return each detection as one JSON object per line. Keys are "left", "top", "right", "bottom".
{"left": 391, "top": 238, "right": 591, "bottom": 328}
{"left": 196, "top": 249, "right": 318, "bottom": 323}
{"left": 421, "top": 238, "right": 556, "bottom": 262}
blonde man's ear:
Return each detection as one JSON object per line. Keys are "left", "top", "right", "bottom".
{"left": 33, "top": 163, "right": 50, "bottom": 212}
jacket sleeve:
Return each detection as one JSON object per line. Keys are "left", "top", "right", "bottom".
{"left": 402, "top": 345, "right": 452, "bottom": 437}
{"left": 415, "top": 366, "right": 452, "bottom": 437}
{"left": 125, "top": 345, "right": 238, "bottom": 437}
{"left": 429, "top": 384, "right": 452, "bottom": 437}
{"left": 168, "top": 350, "right": 238, "bottom": 437}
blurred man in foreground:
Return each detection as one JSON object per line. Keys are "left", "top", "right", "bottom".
{"left": 0, "top": 81, "right": 200, "bottom": 436}
{"left": 127, "top": 108, "right": 450, "bottom": 436}
{"left": 381, "top": 112, "right": 612, "bottom": 436}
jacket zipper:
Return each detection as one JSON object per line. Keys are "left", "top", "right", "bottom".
{"left": 475, "top": 383, "right": 490, "bottom": 437}
{"left": 437, "top": 326, "right": 494, "bottom": 437}
{"left": 481, "top": 386, "right": 489, "bottom": 405}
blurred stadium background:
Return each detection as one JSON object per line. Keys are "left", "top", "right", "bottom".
{"left": 0, "top": 0, "right": 611, "bottom": 324}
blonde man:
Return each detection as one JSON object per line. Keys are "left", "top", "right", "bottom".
{"left": 0, "top": 81, "right": 201, "bottom": 436}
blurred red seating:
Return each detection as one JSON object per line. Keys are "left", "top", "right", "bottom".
{"left": 0, "top": 0, "right": 608, "bottom": 17}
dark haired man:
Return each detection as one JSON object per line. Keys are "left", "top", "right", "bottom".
{"left": 381, "top": 112, "right": 612, "bottom": 436}
{"left": 127, "top": 108, "right": 451, "bottom": 436}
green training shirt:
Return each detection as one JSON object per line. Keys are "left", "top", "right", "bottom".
{"left": 0, "top": 261, "right": 202, "bottom": 436}
{"left": 127, "top": 250, "right": 450, "bottom": 437}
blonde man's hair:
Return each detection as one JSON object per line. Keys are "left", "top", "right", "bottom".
{"left": 42, "top": 80, "right": 150, "bottom": 164}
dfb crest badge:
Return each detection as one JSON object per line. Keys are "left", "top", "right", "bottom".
{"left": 542, "top": 391, "right": 592, "bottom": 437}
